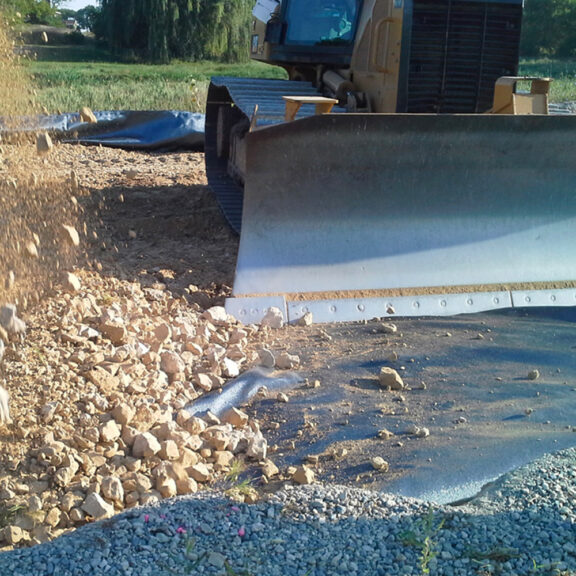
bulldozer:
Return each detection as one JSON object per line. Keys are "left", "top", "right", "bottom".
{"left": 205, "top": 0, "right": 576, "bottom": 324}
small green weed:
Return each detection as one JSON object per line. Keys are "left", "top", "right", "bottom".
{"left": 224, "top": 562, "right": 254, "bottom": 576}
{"left": 400, "top": 507, "right": 446, "bottom": 575}
{"left": 225, "top": 478, "right": 258, "bottom": 503}
{"left": 468, "top": 547, "right": 520, "bottom": 575}
{"left": 160, "top": 536, "right": 206, "bottom": 574}
{"left": 97, "top": 293, "right": 116, "bottom": 307}
{"left": 221, "top": 459, "right": 259, "bottom": 503}
{"left": 225, "top": 458, "right": 246, "bottom": 485}
{"left": 0, "top": 503, "right": 26, "bottom": 528}
{"left": 530, "top": 558, "right": 570, "bottom": 576}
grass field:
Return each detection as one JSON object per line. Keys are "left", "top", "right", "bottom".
{"left": 519, "top": 58, "right": 576, "bottom": 102}
{"left": 23, "top": 43, "right": 286, "bottom": 114}
{"left": 20, "top": 41, "right": 576, "bottom": 114}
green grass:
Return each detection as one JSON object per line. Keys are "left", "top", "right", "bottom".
{"left": 22, "top": 43, "right": 286, "bottom": 114}
{"left": 17, "top": 36, "right": 576, "bottom": 115}
{"left": 519, "top": 58, "right": 576, "bottom": 103}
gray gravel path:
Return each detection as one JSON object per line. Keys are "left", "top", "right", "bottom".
{"left": 0, "top": 448, "right": 574, "bottom": 576}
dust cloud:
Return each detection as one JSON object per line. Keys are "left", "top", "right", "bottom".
{"left": 0, "top": 15, "right": 84, "bottom": 311}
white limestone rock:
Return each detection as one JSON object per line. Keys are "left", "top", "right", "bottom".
{"left": 132, "top": 432, "right": 162, "bottom": 458}
{"left": 81, "top": 492, "right": 115, "bottom": 520}
{"left": 261, "top": 307, "right": 284, "bottom": 329}
{"left": 101, "top": 476, "right": 124, "bottom": 504}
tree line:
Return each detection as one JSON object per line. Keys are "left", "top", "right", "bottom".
{"left": 521, "top": 0, "right": 576, "bottom": 58}
{"left": 2, "top": 0, "right": 61, "bottom": 24}
{"left": 4, "top": 0, "right": 576, "bottom": 63}
{"left": 97, "top": 0, "right": 253, "bottom": 63}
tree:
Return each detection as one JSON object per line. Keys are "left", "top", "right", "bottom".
{"left": 75, "top": 5, "right": 101, "bottom": 32}
{"left": 521, "top": 0, "right": 576, "bottom": 57}
{"left": 98, "top": 0, "right": 253, "bottom": 63}
{"left": 1, "top": 0, "right": 64, "bottom": 25}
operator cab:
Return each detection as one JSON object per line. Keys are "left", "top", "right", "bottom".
{"left": 251, "top": 0, "right": 363, "bottom": 76}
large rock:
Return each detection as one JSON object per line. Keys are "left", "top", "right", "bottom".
{"left": 212, "top": 450, "right": 235, "bottom": 470}
{"left": 246, "top": 433, "right": 267, "bottom": 460}
{"left": 132, "top": 432, "right": 161, "bottom": 458}
{"left": 202, "top": 425, "right": 232, "bottom": 451}
{"left": 44, "top": 508, "right": 61, "bottom": 528}
{"left": 261, "top": 459, "right": 279, "bottom": 479}
{"left": 261, "top": 307, "right": 284, "bottom": 329}
{"left": 155, "top": 473, "right": 177, "bottom": 498}
{"left": 100, "top": 420, "right": 121, "bottom": 443}
{"left": 151, "top": 420, "right": 180, "bottom": 441}
{"left": 160, "top": 351, "right": 185, "bottom": 375}
{"left": 194, "top": 373, "right": 223, "bottom": 392}
{"left": 1, "top": 525, "right": 28, "bottom": 545}
{"left": 99, "top": 320, "right": 128, "bottom": 346}
{"left": 378, "top": 367, "right": 405, "bottom": 390}
{"left": 292, "top": 466, "right": 315, "bottom": 485}
{"left": 176, "top": 411, "right": 207, "bottom": 435}
{"left": 0, "top": 385, "right": 11, "bottom": 424}
{"left": 221, "top": 407, "right": 249, "bottom": 428}
{"left": 176, "top": 477, "right": 198, "bottom": 495}
{"left": 62, "top": 225, "right": 81, "bottom": 247}
{"left": 54, "top": 466, "right": 75, "bottom": 488}
{"left": 112, "top": 403, "right": 135, "bottom": 426}
{"left": 101, "top": 476, "right": 124, "bottom": 504}
{"left": 85, "top": 368, "right": 120, "bottom": 395}
{"left": 60, "top": 492, "right": 83, "bottom": 513}
{"left": 40, "top": 402, "right": 59, "bottom": 424}
{"left": 36, "top": 132, "right": 53, "bottom": 155}
{"left": 202, "top": 306, "right": 229, "bottom": 326}
{"left": 276, "top": 352, "right": 300, "bottom": 370}
{"left": 221, "top": 357, "right": 240, "bottom": 378}
{"left": 63, "top": 272, "right": 81, "bottom": 292}
{"left": 81, "top": 493, "right": 114, "bottom": 520}
{"left": 371, "top": 456, "right": 389, "bottom": 471}
{"left": 188, "top": 462, "right": 212, "bottom": 483}
{"left": 159, "top": 440, "right": 179, "bottom": 461}
{"left": 79, "top": 107, "right": 97, "bottom": 123}
{"left": 69, "top": 508, "right": 86, "bottom": 523}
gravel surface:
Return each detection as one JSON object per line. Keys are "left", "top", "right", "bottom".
{"left": 0, "top": 448, "right": 573, "bottom": 576}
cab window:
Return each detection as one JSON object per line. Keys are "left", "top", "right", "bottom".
{"left": 285, "top": 0, "right": 360, "bottom": 45}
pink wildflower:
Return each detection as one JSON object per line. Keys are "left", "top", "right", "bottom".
{"left": 144, "top": 514, "right": 150, "bottom": 523}
{"left": 238, "top": 526, "right": 246, "bottom": 538}
{"left": 230, "top": 506, "right": 241, "bottom": 513}
{"left": 177, "top": 526, "right": 187, "bottom": 534}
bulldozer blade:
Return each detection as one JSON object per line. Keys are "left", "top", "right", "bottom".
{"left": 227, "top": 113, "right": 576, "bottom": 323}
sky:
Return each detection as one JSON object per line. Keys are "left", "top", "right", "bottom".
{"left": 59, "top": 0, "right": 97, "bottom": 11}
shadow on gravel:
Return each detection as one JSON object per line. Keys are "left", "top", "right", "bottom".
{"left": 2, "top": 482, "right": 573, "bottom": 576}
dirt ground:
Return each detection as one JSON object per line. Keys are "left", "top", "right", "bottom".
{"left": 0, "top": 139, "right": 266, "bottom": 546}
{"left": 0, "top": 137, "right": 575, "bottom": 552}
{"left": 44, "top": 142, "right": 576, "bottom": 499}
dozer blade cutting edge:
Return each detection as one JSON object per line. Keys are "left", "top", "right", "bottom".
{"left": 225, "top": 113, "right": 576, "bottom": 324}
